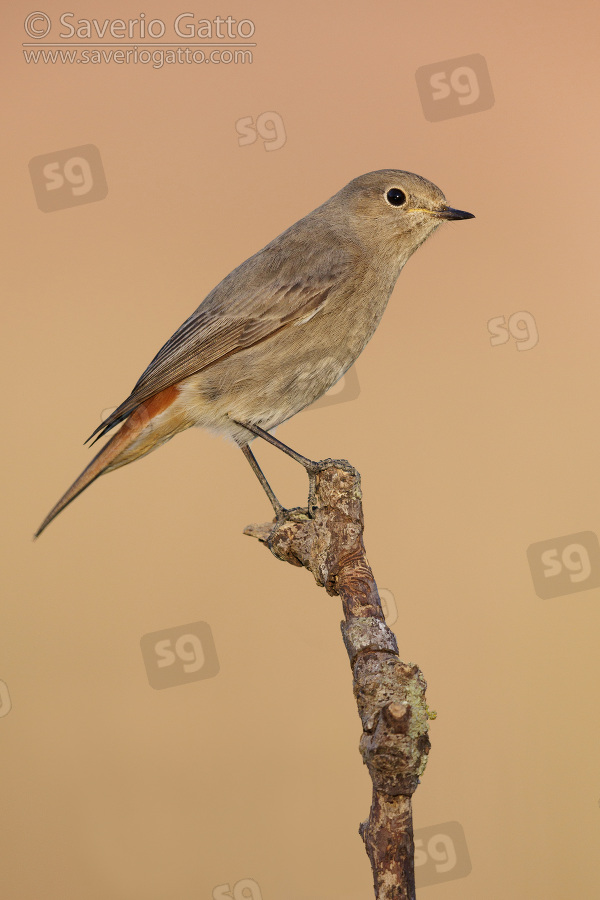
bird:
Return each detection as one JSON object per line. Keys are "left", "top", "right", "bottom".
{"left": 35, "top": 169, "right": 474, "bottom": 537}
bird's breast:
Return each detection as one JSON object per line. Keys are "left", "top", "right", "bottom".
{"left": 178, "top": 266, "right": 399, "bottom": 437}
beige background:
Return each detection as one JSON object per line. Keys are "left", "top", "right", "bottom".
{"left": 3, "top": 1, "right": 600, "bottom": 897}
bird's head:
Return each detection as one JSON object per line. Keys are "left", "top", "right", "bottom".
{"left": 333, "top": 169, "right": 474, "bottom": 264}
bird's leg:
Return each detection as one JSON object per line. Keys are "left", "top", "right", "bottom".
{"left": 240, "top": 444, "right": 287, "bottom": 520}
{"left": 235, "top": 420, "right": 317, "bottom": 470}
{"left": 234, "top": 420, "right": 320, "bottom": 517}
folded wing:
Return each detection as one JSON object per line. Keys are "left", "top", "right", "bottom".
{"left": 88, "top": 235, "right": 356, "bottom": 444}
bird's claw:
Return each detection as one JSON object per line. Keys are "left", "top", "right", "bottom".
{"left": 273, "top": 505, "right": 312, "bottom": 524}
{"left": 270, "top": 459, "right": 356, "bottom": 524}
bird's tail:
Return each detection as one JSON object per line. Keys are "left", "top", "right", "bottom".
{"left": 35, "top": 385, "right": 185, "bottom": 538}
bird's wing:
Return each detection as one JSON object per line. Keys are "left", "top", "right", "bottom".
{"left": 87, "top": 240, "right": 356, "bottom": 443}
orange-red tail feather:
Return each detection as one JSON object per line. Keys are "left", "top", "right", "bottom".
{"left": 35, "top": 385, "right": 181, "bottom": 538}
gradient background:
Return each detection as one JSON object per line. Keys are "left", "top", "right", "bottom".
{"left": 3, "top": 1, "right": 600, "bottom": 897}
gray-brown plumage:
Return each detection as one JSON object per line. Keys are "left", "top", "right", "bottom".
{"left": 35, "top": 169, "right": 474, "bottom": 537}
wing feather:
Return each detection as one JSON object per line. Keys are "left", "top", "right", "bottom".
{"left": 87, "top": 234, "right": 355, "bottom": 443}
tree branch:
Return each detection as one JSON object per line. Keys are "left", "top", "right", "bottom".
{"left": 244, "top": 460, "right": 432, "bottom": 899}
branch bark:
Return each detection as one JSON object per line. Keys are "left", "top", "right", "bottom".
{"left": 244, "top": 460, "right": 432, "bottom": 900}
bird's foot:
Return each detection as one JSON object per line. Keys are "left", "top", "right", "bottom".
{"left": 261, "top": 459, "right": 358, "bottom": 525}
{"left": 272, "top": 505, "right": 312, "bottom": 524}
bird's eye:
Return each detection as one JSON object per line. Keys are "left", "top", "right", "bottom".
{"left": 386, "top": 188, "right": 406, "bottom": 207}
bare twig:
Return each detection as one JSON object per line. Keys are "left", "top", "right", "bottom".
{"left": 244, "top": 460, "right": 432, "bottom": 900}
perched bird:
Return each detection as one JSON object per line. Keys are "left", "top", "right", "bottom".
{"left": 35, "top": 169, "right": 474, "bottom": 537}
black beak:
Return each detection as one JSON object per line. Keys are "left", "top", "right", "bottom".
{"left": 435, "top": 206, "right": 475, "bottom": 221}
